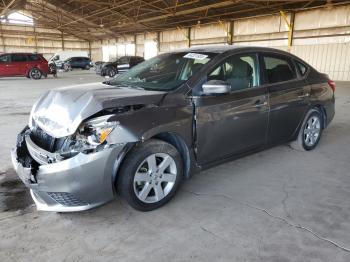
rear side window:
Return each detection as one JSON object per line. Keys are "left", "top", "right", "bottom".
{"left": 12, "top": 54, "right": 28, "bottom": 62}
{"left": 263, "top": 55, "right": 296, "bottom": 84}
{"left": 118, "top": 57, "right": 130, "bottom": 64}
{"left": 28, "top": 54, "right": 40, "bottom": 61}
{"left": 0, "top": 54, "right": 11, "bottom": 63}
{"left": 296, "top": 61, "right": 308, "bottom": 76}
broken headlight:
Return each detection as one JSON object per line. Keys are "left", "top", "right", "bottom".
{"left": 78, "top": 115, "right": 118, "bottom": 148}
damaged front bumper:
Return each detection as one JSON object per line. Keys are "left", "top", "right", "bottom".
{"left": 11, "top": 128, "right": 127, "bottom": 212}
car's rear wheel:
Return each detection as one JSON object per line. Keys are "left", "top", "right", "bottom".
{"left": 29, "top": 68, "right": 42, "bottom": 80}
{"left": 106, "top": 67, "right": 117, "bottom": 77}
{"left": 117, "top": 139, "right": 183, "bottom": 211}
{"left": 290, "top": 108, "right": 323, "bottom": 151}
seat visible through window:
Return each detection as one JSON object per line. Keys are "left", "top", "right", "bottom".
{"left": 263, "top": 55, "right": 296, "bottom": 84}
{"left": 207, "top": 54, "right": 258, "bottom": 92}
{"left": 225, "top": 58, "right": 253, "bottom": 91}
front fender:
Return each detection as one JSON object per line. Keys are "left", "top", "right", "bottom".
{"left": 108, "top": 104, "right": 193, "bottom": 148}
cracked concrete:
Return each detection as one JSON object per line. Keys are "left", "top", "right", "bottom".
{"left": 182, "top": 189, "right": 350, "bottom": 253}
{"left": 281, "top": 178, "right": 293, "bottom": 219}
{"left": 0, "top": 72, "right": 350, "bottom": 262}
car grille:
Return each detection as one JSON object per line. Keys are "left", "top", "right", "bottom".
{"left": 47, "top": 192, "right": 88, "bottom": 207}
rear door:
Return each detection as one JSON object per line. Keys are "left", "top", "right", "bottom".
{"left": 69, "top": 57, "right": 79, "bottom": 68}
{"left": 11, "top": 54, "right": 29, "bottom": 75}
{"left": 117, "top": 56, "right": 130, "bottom": 73}
{"left": 0, "top": 54, "right": 13, "bottom": 76}
{"left": 260, "top": 52, "right": 310, "bottom": 145}
{"left": 194, "top": 53, "right": 269, "bottom": 165}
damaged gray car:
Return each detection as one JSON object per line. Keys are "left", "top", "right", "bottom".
{"left": 11, "top": 46, "right": 335, "bottom": 212}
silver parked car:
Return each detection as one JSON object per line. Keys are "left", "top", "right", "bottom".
{"left": 11, "top": 46, "right": 335, "bottom": 212}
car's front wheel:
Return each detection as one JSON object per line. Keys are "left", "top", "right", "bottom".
{"left": 290, "top": 108, "right": 323, "bottom": 151}
{"left": 117, "top": 139, "right": 183, "bottom": 211}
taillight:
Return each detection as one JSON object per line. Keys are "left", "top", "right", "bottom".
{"left": 328, "top": 80, "right": 336, "bottom": 93}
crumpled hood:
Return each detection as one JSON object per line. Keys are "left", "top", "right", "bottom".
{"left": 30, "top": 82, "right": 166, "bottom": 138}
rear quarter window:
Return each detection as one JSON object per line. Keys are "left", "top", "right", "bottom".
{"left": 295, "top": 61, "right": 308, "bottom": 76}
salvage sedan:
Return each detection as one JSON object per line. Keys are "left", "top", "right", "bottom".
{"left": 11, "top": 46, "right": 335, "bottom": 212}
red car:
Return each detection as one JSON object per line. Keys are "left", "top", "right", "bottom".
{"left": 0, "top": 53, "right": 50, "bottom": 79}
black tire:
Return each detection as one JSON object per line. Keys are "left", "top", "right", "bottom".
{"left": 290, "top": 108, "right": 323, "bottom": 151}
{"left": 84, "top": 65, "right": 90, "bottom": 70}
{"left": 29, "top": 68, "right": 42, "bottom": 80}
{"left": 106, "top": 67, "right": 117, "bottom": 77}
{"left": 117, "top": 139, "right": 183, "bottom": 211}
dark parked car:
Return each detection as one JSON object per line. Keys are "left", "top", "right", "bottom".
{"left": 12, "top": 46, "right": 335, "bottom": 212}
{"left": 97, "top": 56, "right": 144, "bottom": 77}
{"left": 0, "top": 53, "right": 50, "bottom": 79}
{"left": 63, "top": 56, "right": 92, "bottom": 70}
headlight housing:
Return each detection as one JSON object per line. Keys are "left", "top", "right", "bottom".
{"left": 78, "top": 115, "right": 119, "bottom": 149}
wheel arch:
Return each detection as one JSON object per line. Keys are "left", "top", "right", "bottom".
{"left": 313, "top": 104, "right": 327, "bottom": 129}
{"left": 293, "top": 104, "right": 326, "bottom": 141}
{"left": 151, "top": 132, "right": 192, "bottom": 179}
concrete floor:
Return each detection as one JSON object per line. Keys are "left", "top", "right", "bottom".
{"left": 0, "top": 71, "right": 350, "bottom": 262}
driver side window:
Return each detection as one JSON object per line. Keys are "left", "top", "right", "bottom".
{"left": 208, "top": 54, "right": 259, "bottom": 92}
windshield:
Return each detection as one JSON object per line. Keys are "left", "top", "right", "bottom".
{"left": 108, "top": 52, "right": 216, "bottom": 91}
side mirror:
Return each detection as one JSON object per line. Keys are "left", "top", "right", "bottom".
{"left": 202, "top": 80, "right": 231, "bottom": 95}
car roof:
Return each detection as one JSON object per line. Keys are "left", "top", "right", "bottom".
{"left": 171, "top": 45, "right": 292, "bottom": 56}
{"left": 0, "top": 52, "right": 40, "bottom": 55}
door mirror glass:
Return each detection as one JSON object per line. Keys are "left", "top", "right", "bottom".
{"left": 202, "top": 80, "right": 231, "bottom": 95}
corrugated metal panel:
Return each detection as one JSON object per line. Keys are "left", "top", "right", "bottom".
{"left": 234, "top": 14, "right": 289, "bottom": 35}
{"left": 161, "top": 29, "right": 187, "bottom": 42}
{"left": 294, "top": 5, "right": 350, "bottom": 30}
{"left": 160, "top": 41, "right": 187, "bottom": 53}
{"left": 191, "top": 23, "right": 228, "bottom": 40}
{"left": 291, "top": 43, "right": 350, "bottom": 81}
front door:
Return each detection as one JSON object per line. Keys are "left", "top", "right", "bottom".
{"left": 11, "top": 53, "right": 29, "bottom": 75}
{"left": 194, "top": 53, "right": 269, "bottom": 165}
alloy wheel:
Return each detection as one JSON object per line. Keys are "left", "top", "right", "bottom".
{"left": 133, "top": 153, "right": 177, "bottom": 204}
{"left": 30, "top": 68, "right": 41, "bottom": 79}
{"left": 108, "top": 69, "right": 116, "bottom": 77}
{"left": 304, "top": 116, "right": 321, "bottom": 147}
